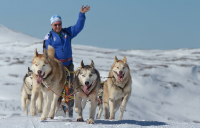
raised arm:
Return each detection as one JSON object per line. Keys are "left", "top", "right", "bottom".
{"left": 69, "top": 5, "right": 90, "bottom": 39}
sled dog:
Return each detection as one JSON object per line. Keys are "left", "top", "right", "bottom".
{"left": 21, "top": 67, "right": 43, "bottom": 116}
{"left": 74, "top": 60, "right": 101, "bottom": 124}
{"left": 82, "top": 82, "right": 104, "bottom": 119}
{"left": 103, "top": 56, "right": 132, "bottom": 120}
{"left": 21, "top": 67, "right": 33, "bottom": 116}
{"left": 30, "top": 45, "right": 66, "bottom": 120}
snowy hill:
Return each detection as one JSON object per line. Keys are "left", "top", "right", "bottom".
{"left": 1, "top": 24, "right": 200, "bottom": 127}
{"left": 0, "top": 24, "right": 41, "bottom": 43}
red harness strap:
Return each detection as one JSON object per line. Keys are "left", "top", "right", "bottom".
{"left": 59, "top": 57, "right": 72, "bottom": 62}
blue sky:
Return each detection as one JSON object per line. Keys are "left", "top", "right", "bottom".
{"left": 0, "top": 0, "right": 199, "bottom": 50}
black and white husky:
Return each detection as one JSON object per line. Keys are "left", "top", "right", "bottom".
{"left": 21, "top": 67, "right": 33, "bottom": 116}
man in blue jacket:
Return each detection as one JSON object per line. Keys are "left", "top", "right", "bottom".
{"left": 44, "top": 5, "right": 90, "bottom": 118}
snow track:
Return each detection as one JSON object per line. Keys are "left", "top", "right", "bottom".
{"left": 1, "top": 115, "right": 200, "bottom": 128}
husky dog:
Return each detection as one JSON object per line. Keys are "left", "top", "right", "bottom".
{"left": 21, "top": 67, "right": 33, "bottom": 116}
{"left": 74, "top": 60, "right": 101, "bottom": 124}
{"left": 103, "top": 56, "right": 132, "bottom": 120}
{"left": 30, "top": 45, "right": 66, "bottom": 120}
{"left": 82, "top": 82, "right": 104, "bottom": 119}
{"left": 96, "top": 82, "right": 104, "bottom": 119}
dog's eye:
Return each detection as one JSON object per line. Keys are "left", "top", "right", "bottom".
{"left": 123, "top": 67, "right": 125, "bottom": 69}
{"left": 89, "top": 74, "right": 92, "bottom": 77}
{"left": 117, "top": 67, "right": 119, "bottom": 69}
{"left": 35, "top": 64, "right": 38, "bottom": 66}
{"left": 43, "top": 64, "right": 45, "bottom": 67}
{"left": 30, "top": 77, "right": 32, "bottom": 79}
{"left": 82, "top": 75, "right": 85, "bottom": 77}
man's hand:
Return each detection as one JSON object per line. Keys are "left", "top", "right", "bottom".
{"left": 80, "top": 5, "right": 90, "bottom": 13}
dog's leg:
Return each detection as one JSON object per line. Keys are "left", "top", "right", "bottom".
{"left": 49, "top": 93, "right": 60, "bottom": 119}
{"left": 87, "top": 98, "right": 97, "bottom": 124}
{"left": 103, "top": 83, "right": 109, "bottom": 119}
{"left": 114, "top": 99, "right": 121, "bottom": 114}
{"left": 96, "top": 104, "right": 103, "bottom": 119}
{"left": 41, "top": 91, "right": 53, "bottom": 120}
{"left": 55, "top": 96, "right": 61, "bottom": 114}
{"left": 75, "top": 94, "right": 83, "bottom": 121}
{"left": 30, "top": 89, "right": 39, "bottom": 116}
{"left": 25, "top": 98, "right": 31, "bottom": 116}
{"left": 21, "top": 95, "right": 26, "bottom": 111}
{"left": 81, "top": 99, "right": 87, "bottom": 110}
{"left": 118, "top": 93, "right": 130, "bottom": 120}
{"left": 37, "top": 91, "right": 43, "bottom": 113}
{"left": 21, "top": 95, "right": 27, "bottom": 116}
{"left": 103, "top": 101, "right": 109, "bottom": 119}
{"left": 109, "top": 96, "right": 115, "bottom": 120}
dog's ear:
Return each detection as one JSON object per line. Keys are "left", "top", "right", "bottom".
{"left": 28, "top": 67, "right": 30, "bottom": 74}
{"left": 43, "top": 48, "right": 49, "bottom": 60}
{"left": 123, "top": 56, "right": 127, "bottom": 63}
{"left": 34, "top": 48, "right": 38, "bottom": 57}
{"left": 91, "top": 60, "right": 94, "bottom": 68}
{"left": 114, "top": 56, "right": 118, "bottom": 63}
{"left": 28, "top": 67, "right": 31, "bottom": 73}
{"left": 81, "top": 60, "right": 84, "bottom": 68}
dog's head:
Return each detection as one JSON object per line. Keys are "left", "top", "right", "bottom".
{"left": 31, "top": 48, "right": 51, "bottom": 84}
{"left": 78, "top": 60, "right": 99, "bottom": 95}
{"left": 112, "top": 56, "right": 129, "bottom": 82}
{"left": 24, "top": 67, "right": 33, "bottom": 86}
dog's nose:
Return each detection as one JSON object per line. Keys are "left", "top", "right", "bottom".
{"left": 37, "top": 70, "right": 42, "bottom": 75}
{"left": 119, "top": 71, "right": 123, "bottom": 75}
{"left": 85, "top": 81, "right": 89, "bottom": 86}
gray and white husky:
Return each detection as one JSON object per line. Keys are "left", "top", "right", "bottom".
{"left": 74, "top": 60, "right": 101, "bottom": 124}
{"left": 21, "top": 67, "right": 33, "bottom": 116}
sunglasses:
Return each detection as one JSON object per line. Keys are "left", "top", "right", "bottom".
{"left": 54, "top": 23, "right": 62, "bottom": 26}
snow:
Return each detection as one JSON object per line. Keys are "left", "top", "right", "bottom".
{"left": 1, "top": 24, "right": 200, "bottom": 127}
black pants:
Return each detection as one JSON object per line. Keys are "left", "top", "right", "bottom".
{"left": 64, "top": 63, "right": 74, "bottom": 117}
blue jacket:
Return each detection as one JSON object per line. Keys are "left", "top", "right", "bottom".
{"left": 44, "top": 12, "right": 86, "bottom": 66}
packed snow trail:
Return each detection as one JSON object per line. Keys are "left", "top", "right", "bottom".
{"left": 1, "top": 115, "right": 200, "bottom": 128}
{"left": 0, "top": 115, "right": 169, "bottom": 128}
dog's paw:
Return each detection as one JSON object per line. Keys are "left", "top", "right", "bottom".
{"left": 49, "top": 116, "right": 54, "bottom": 119}
{"left": 40, "top": 115, "right": 47, "bottom": 121}
{"left": 49, "top": 115, "right": 54, "bottom": 119}
{"left": 86, "top": 118, "right": 94, "bottom": 124}
{"left": 49, "top": 113, "right": 54, "bottom": 119}
{"left": 109, "top": 117, "right": 115, "bottom": 120}
{"left": 77, "top": 117, "right": 84, "bottom": 122}
{"left": 30, "top": 109, "right": 36, "bottom": 116}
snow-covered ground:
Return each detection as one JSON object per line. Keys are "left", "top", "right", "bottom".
{"left": 0, "top": 24, "right": 200, "bottom": 127}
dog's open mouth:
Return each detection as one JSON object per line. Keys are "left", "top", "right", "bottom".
{"left": 83, "top": 83, "right": 92, "bottom": 95}
{"left": 36, "top": 72, "right": 45, "bottom": 84}
{"left": 114, "top": 71, "right": 124, "bottom": 82}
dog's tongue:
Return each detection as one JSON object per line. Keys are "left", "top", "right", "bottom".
{"left": 83, "top": 85, "right": 89, "bottom": 95}
{"left": 37, "top": 76, "right": 43, "bottom": 84}
{"left": 118, "top": 76, "right": 123, "bottom": 82}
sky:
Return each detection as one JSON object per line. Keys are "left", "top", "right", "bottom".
{"left": 0, "top": 0, "right": 200, "bottom": 50}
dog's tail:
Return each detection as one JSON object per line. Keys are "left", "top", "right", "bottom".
{"left": 47, "top": 45, "right": 55, "bottom": 58}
